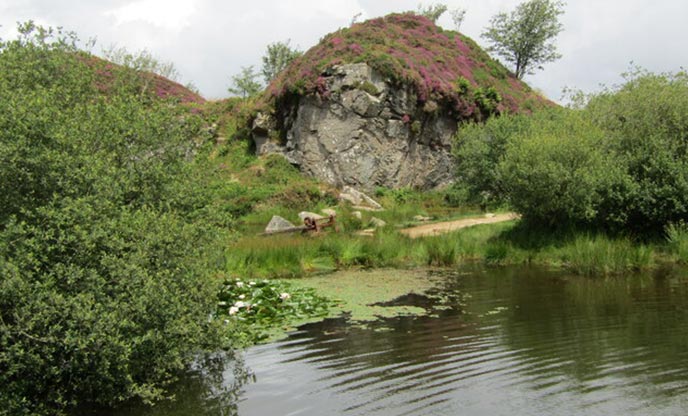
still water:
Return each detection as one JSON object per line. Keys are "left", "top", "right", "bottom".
{"left": 120, "top": 266, "right": 688, "bottom": 415}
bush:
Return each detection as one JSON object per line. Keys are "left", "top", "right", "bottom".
{"left": 0, "top": 24, "right": 227, "bottom": 414}
{"left": 1, "top": 202, "right": 224, "bottom": 412}
{"left": 586, "top": 69, "right": 688, "bottom": 235}
{"left": 453, "top": 111, "right": 534, "bottom": 207}
{"left": 456, "top": 70, "right": 688, "bottom": 238}
{"left": 498, "top": 110, "right": 630, "bottom": 229}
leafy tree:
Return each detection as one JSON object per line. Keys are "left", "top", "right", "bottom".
{"left": 102, "top": 44, "right": 180, "bottom": 81}
{"left": 261, "top": 40, "right": 302, "bottom": 83}
{"left": 585, "top": 69, "right": 688, "bottom": 235}
{"left": 482, "top": 0, "right": 565, "bottom": 79}
{"left": 350, "top": 12, "right": 363, "bottom": 26}
{"left": 0, "top": 23, "right": 227, "bottom": 415}
{"left": 497, "top": 110, "right": 630, "bottom": 229}
{"left": 228, "top": 65, "right": 262, "bottom": 98}
{"left": 451, "top": 7, "right": 467, "bottom": 31}
{"left": 455, "top": 69, "right": 688, "bottom": 236}
{"left": 101, "top": 45, "right": 183, "bottom": 98}
{"left": 417, "top": 3, "right": 448, "bottom": 22}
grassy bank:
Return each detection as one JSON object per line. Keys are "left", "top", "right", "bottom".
{"left": 226, "top": 217, "right": 685, "bottom": 279}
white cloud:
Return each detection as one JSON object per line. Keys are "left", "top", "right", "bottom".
{"left": 2, "top": 0, "right": 688, "bottom": 100}
{"left": 105, "top": 0, "right": 197, "bottom": 30}
{"left": 275, "top": 0, "right": 365, "bottom": 22}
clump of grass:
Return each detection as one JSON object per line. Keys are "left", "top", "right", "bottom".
{"left": 422, "top": 237, "right": 458, "bottom": 266}
{"left": 555, "top": 234, "right": 654, "bottom": 276}
{"left": 666, "top": 222, "right": 688, "bottom": 263}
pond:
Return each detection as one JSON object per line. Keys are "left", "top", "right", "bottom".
{"left": 116, "top": 266, "right": 688, "bottom": 415}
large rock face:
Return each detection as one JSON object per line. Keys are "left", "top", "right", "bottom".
{"left": 253, "top": 63, "right": 456, "bottom": 191}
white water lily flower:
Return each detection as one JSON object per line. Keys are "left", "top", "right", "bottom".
{"left": 249, "top": 281, "right": 256, "bottom": 286}
{"left": 234, "top": 301, "right": 246, "bottom": 308}
{"left": 229, "top": 307, "right": 239, "bottom": 315}
{"left": 238, "top": 294, "right": 245, "bottom": 300}
{"left": 236, "top": 281, "right": 244, "bottom": 288}
{"left": 279, "top": 292, "right": 291, "bottom": 300}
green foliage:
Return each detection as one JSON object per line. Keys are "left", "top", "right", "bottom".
{"left": 474, "top": 86, "right": 502, "bottom": 116}
{"left": 454, "top": 76, "right": 471, "bottom": 95}
{"left": 261, "top": 40, "right": 302, "bottom": 84}
{"left": 498, "top": 110, "right": 629, "bottom": 229}
{"left": 411, "top": 120, "right": 422, "bottom": 135}
{"left": 482, "top": 0, "right": 565, "bottom": 78}
{"left": 451, "top": 8, "right": 467, "bottom": 31}
{"left": 0, "top": 23, "right": 227, "bottom": 415}
{"left": 454, "top": 69, "right": 688, "bottom": 237}
{"left": 266, "top": 13, "right": 549, "bottom": 120}
{"left": 453, "top": 111, "right": 535, "bottom": 207}
{"left": 416, "top": 3, "right": 448, "bottom": 22}
{"left": 228, "top": 65, "right": 262, "bottom": 98}
{"left": 666, "top": 222, "right": 688, "bottom": 263}
{"left": 585, "top": 69, "right": 688, "bottom": 235}
{"left": 555, "top": 234, "right": 654, "bottom": 276}
{"left": 101, "top": 44, "right": 180, "bottom": 81}
{"left": 355, "top": 80, "right": 380, "bottom": 95}
{"left": 423, "top": 237, "right": 458, "bottom": 266}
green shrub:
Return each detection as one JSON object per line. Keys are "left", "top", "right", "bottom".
{"left": 0, "top": 24, "right": 227, "bottom": 415}
{"left": 498, "top": 110, "right": 630, "bottom": 229}
{"left": 453, "top": 111, "right": 535, "bottom": 207}
{"left": 586, "top": 69, "right": 688, "bottom": 235}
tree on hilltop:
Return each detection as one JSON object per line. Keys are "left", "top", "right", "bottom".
{"left": 261, "top": 40, "right": 302, "bottom": 84}
{"left": 451, "top": 8, "right": 467, "bottom": 31}
{"left": 417, "top": 3, "right": 448, "bottom": 22}
{"left": 228, "top": 65, "right": 262, "bottom": 98}
{"left": 482, "top": 0, "right": 565, "bottom": 79}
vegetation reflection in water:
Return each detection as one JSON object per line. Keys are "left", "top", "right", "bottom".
{"left": 116, "top": 266, "right": 688, "bottom": 415}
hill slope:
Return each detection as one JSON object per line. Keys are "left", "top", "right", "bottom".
{"left": 85, "top": 54, "right": 205, "bottom": 105}
{"left": 266, "top": 13, "right": 550, "bottom": 119}
{"left": 251, "top": 14, "right": 552, "bottom": 191}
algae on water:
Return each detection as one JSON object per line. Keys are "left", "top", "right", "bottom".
{"left": 292, "top": 268, "right": 444, "bottom": 322}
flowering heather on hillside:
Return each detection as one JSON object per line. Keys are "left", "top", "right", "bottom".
{"left": 86, "top": 55, "right": 205, "bottom": 105}
{"left": 266, "top": 13, "right": 550, "bottom": 118}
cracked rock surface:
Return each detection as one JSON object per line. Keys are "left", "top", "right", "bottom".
{"left": 253, "top": 63, "right": 457, "bottom": 191}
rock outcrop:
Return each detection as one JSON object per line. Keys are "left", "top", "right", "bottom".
{"left": 253, "top": 13, "right": 552, "bottom": 191}
{"left": 253, "top": 63, "right": 456, "bottom": 191}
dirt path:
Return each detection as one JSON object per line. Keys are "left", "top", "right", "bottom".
{"left": 400, "top": 213, "right": 519, "bottom": 238}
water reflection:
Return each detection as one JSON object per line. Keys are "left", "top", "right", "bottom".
{"left": 108, "top": 266, "right": 688, "bottom": 415}
{"left": 239, "top": 266, "right": 688, "bottom": 415}
{"left": 93, "top": 353, "right": 253, "bottom": 416}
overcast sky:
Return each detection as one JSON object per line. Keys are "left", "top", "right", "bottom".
{"left": 1, "top": 0, "right": 686, "bottom": 102}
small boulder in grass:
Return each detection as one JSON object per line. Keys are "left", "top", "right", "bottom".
{"left": 370, "top": 217, "right": 387, "bottom": 228}
{"left": 352, "top": 211, "right": 363, "bottom": 220}
{"left": 298, "top": 211, "right": 325, "bottom": 222}
{"left": 339, "top": 186, "right": 383, "bottom": 210}
{"left": 265, "top": 215, "right": 296, "bottom": 234}
{"left": 413, "top": 215, "right": 432, "bottom": 222}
